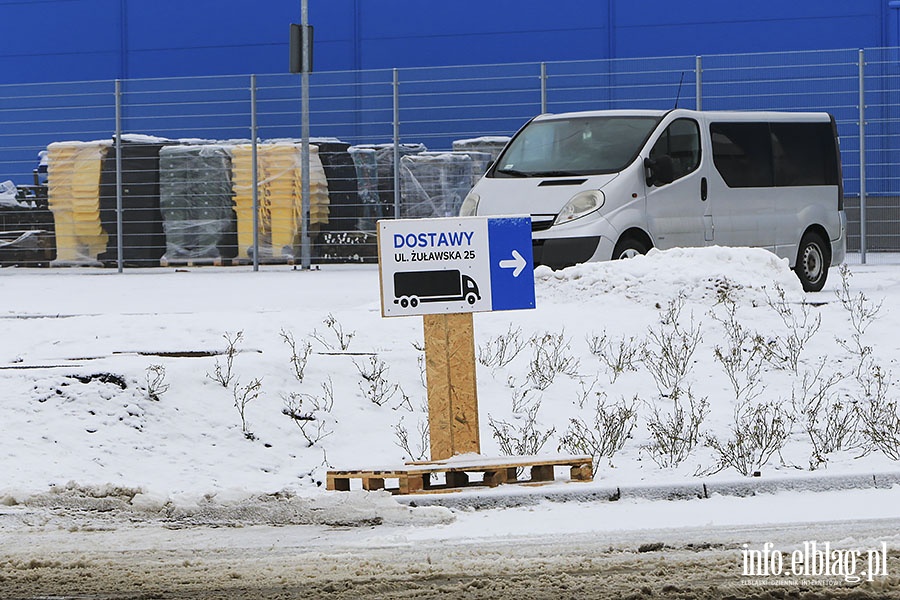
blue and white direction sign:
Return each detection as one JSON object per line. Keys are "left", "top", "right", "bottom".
{"left": 378, "top": 216, "right": 535, "bottom": 317}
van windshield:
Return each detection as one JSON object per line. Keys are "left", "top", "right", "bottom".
{"left": 492, "top": 115, "right": 661, "bottom": 177}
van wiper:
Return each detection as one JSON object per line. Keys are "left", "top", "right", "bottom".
{"left": 495, "top": 167, "right": 532, "bottom": 177}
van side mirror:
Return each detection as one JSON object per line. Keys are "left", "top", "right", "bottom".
{"left": 644, "top": 155, "right": 675, "bottom": 186}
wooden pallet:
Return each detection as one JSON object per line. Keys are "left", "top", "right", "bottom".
{"left": 160, "top": 257, "right": 226, "bottom": 268}
{"left": 326, "top": 454, "right": 593, "bottom": 495}
{"left": 231, "top": 256, "right": 296, "bottom": 267}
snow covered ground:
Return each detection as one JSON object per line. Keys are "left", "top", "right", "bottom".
{"left": 1, "top": 246, "right": 900, "bottom": 597}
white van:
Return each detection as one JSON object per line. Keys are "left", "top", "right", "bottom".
{"left": 459, "top": 109, "right": 846, "bottom": 292}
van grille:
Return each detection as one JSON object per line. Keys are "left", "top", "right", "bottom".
{"left": 531, "top": 215, "right": 555, "bottom": 232}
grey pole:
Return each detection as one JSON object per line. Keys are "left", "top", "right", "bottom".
{"left": 858, "top": 49, "right": 867, "bottom": 265}
{"left": 393, "top": 68, "right": 401, "bottom": 220}
{"left": 114, "top": 79, "right": 124, "bottom": 273}
{"left": 250, "top": 74, "right": 259, "bottom": 272}
{"left": 540, "top": 62, "right": 547, "bottom": 113}
{"left": 300, "top": 0, "right": 312, "bottom": 269}
{"left": 695, "top": 55, "right": 703, "bottom": 111}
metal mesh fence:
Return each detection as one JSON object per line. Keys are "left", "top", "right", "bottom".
{"left": 546, "top": 55, "right": 699, "bottom": 113}
{"left": 0, "top": 48, "right": 896, "bottom": 269}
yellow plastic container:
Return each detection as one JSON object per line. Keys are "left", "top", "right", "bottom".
{"left": 231, "top": 143, "right": 330, "bottom": 260}
{"left": 47, "top": 141, "right": 110, "bottom": 264}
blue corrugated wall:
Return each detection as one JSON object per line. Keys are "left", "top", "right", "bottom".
{"left": 0, "top": 0, "right": 890, "bottom": 83}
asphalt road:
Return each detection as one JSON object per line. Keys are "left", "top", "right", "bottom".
{"left": 2, "top": 509, "right": 899, "bottom": 599}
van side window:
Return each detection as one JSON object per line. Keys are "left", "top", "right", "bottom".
{"left": 711, "top": 122, "right": 838, "bottom": 188}
{"left": 710, "top": 123, "right": 774, "bottom": 187}
{"left": 649, "top": 118, "right": 700, "bottom": 182}
{"left": 770, "top": 122, "right": 839, "bottom": 186}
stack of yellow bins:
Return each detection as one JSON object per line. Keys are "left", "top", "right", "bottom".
{"left": 46, "top": 141, "right": 110, "bottom": 265}
{"left": 231, "top": 142, "right": 330, "bottom": 261}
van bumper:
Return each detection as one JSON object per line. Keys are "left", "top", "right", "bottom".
{"left": 533, "top": 236, "right": 603, "bottom": 269}
{"left": 831, "top": 211, "right": 847, "bottom": 266}
{"left": 831, "top": 234, "right": 846, "bottom": 266}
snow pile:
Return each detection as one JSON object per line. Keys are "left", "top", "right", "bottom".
{"left": 0, "top": 179, "right": 20, "bottom": 207}
{"left": 535, "top": 246, "right": 804, "bottom": 306}
{"left": 3, "top": 483, "right": 454, "bottom": 529}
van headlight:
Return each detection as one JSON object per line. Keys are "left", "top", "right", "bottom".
{"left": 459, "top": 191, "right": 480, "bottom": 216}
{"left": 553, "top": 190, "right": 605, "bottom": 225}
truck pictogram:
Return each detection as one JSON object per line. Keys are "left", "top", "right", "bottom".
{"left": 393, "top": 269, "right": 480, "bottom": 308}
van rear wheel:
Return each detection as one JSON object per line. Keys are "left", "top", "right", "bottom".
{"left": 794, "top": 232, "right": 829, "bottom": 293}
{"left": 612, "top": 237, "right": 650, "bottom": 260}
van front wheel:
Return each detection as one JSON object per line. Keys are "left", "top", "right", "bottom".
{"left": 794, "top": 232, "right": 829, "bottom": 293}
{"left": 612, "top": 237, "right": 650, "bottom": 260}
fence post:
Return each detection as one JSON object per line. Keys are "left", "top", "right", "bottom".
{"left": 299, "top": 1, "right": 312, "bottom": 270}
{"left": 114, "top": 79, "right": 123, "bottom": 273}
{"left": 540, "top": 62, "right": 547, "bottom": 113}
{"left": 250, "top": 74, "right": 259, "bottom": 272}
{"left": 858, "top": 49, "right": 867, "bottom": 264}
{"left": 695, "top": 55, "right": 703, "bottom": 111}
{"left": 393, "top": 68, "right": 401, "bottom": 219}
{"left": 300, "top": 84, "right": 311, "bottom": 269}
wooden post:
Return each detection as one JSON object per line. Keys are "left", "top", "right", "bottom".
{"left": 423, "top": 312, "right": 480, "bottom": 460}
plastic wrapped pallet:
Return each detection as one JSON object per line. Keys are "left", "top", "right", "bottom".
{"left": 455, "top": 150, "right": 493, "bottom": 190}
{"left": 312, "top": 139, "right": 360, "bottom": 235}
{"left": 399, "top": 152, "right": 475, "bottom": 219}
{"left": 353, "top": 143, "right": 426, "bottom": 219}
{"left": 98, "top": 137, "right": 170, "bottom": 266}
{"left": 0, "top": 185, "right": 55, "bottom": 267}
{"left": 348, "top": 146, "right": 380, "bottom": 232}
{"left": 230, "top": 142, "right": 329, "bottom": 261}
{"left": 46, "top": 141, "right": 111, "bottom": 265}
{"left": 451, "top": 136, "right": 511, "bottom": 162}
{"left": 158, "top": 144, "right": 236, "bottom": 263}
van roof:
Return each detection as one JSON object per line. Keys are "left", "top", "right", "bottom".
{"left": 532, "top": 109, "right": 833, "bottom": 122}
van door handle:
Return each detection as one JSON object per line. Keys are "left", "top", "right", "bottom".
{"left": 700, "top": 177, "right": 708, "bottom": 201}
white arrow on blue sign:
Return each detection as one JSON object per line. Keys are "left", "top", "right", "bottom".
{"left": 378, "top": 216, "right": 536, "bottom": 317}
{"left": 485, "top": 217, "right": 536, "bottom": 312}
